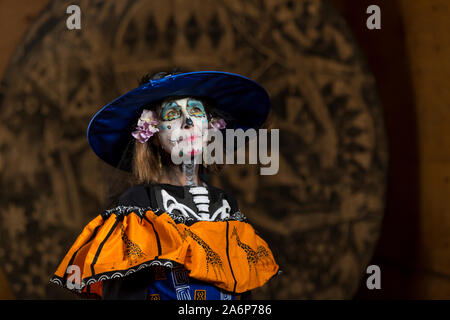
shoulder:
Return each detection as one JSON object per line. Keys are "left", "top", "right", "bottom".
{"left": 117, "top": 185, "right": 151, "bottom": 207}
{"left": 207, "top": 185, "right": 239, "bottom": 212}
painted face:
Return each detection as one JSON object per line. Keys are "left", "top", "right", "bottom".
{"left": 157, "top": 97, "right": 209, "bottom": 163}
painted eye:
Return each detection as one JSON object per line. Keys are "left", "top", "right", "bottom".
{"left": 163, "top": 110, "right": 180, "bottom": 121}
{"left": 188, "top": 100, "right": 206, "bottom": 117}
{"left": 189, "top": 107, "right": 205, "bottom": 116}
{"left": 161, "top": 102, "right": 181, "bottom": 121}
{"left": 167, "top": 110, "right": 179, "bottom": 117}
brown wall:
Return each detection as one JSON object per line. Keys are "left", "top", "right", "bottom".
{"left": 330, "top": 0, "right": 450, "bottom": 298}
{"left": 0, "top": 0, "right": 50, "bottom": 299}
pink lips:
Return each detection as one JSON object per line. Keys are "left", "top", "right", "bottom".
{"left": 185, "top": 135, "right": 197, "bottom": 142}
{"left": 189, "top": 148, "right": 202, "bottom": 156}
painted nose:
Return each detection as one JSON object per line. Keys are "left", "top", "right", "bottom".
{"left": 184, "top": 117, "right": 193, "bottom": 128}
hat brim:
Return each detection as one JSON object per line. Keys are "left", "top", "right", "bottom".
{"left": 87, "top": 71, "right": 271, "bottom": 170}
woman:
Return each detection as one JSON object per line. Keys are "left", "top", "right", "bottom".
{"left": 50, "top": 70, "right": 279, "bottom": 300}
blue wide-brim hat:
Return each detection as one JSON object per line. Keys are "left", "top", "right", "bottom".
{"left": 87, "top": 71, "right": 271, "bottom": 170}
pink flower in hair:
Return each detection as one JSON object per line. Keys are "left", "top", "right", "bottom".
{"left": 209, "top": 118, "right": 227, "bottom": 131}
{"left": 132, "top": 109, "right": 160, "bottom": 143}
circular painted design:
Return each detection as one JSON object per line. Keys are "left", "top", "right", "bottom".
{"left": 0, "top": 0, "right": 387, "bottom": 299}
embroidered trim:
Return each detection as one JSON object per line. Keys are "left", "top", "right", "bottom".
{"left": 101, "top": 205, "right": 161, "bottom": 220}
{"left": 100, "top": 205, "right": 248, "bottom": 224}
{"left": 49, "top": 259, "right": 178, "bottom": 293}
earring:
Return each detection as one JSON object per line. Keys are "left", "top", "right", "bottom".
{"left": 158, "top": 151, "right": 162, "bottom": 170}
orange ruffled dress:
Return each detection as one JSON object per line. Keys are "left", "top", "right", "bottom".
{"left": 50, "top": 184, "right": 279, "bottom": 299}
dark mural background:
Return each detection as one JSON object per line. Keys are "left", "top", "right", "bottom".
{"left": 0, "top": 0, "right": 389, "bottom": 299}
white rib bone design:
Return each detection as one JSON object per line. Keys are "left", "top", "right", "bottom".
{"left": 160, "top": 188, "right": 232, "bottom": 221}
{"left": 188, "top": 187, "right": 210, "bottom": 220}
{"left": 161, "top": 189, "right": 203, "bottom": 221}
{"left": 209, "top": 199, "right": 231, "bottom": 221}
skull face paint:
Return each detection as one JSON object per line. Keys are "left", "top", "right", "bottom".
{"left": 157, "top": 97, "right": 209, "bottom": 163}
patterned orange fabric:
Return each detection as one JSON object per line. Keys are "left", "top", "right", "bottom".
{"left": 52, "top": 209, "right": 279, "bottom": 297}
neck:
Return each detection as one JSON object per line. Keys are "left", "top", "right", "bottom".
{"left": 158, "top": 162, "right": 202, "bottom": 187}
{"left": 182, "top": 163, "right": 197, "bottom": 186}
